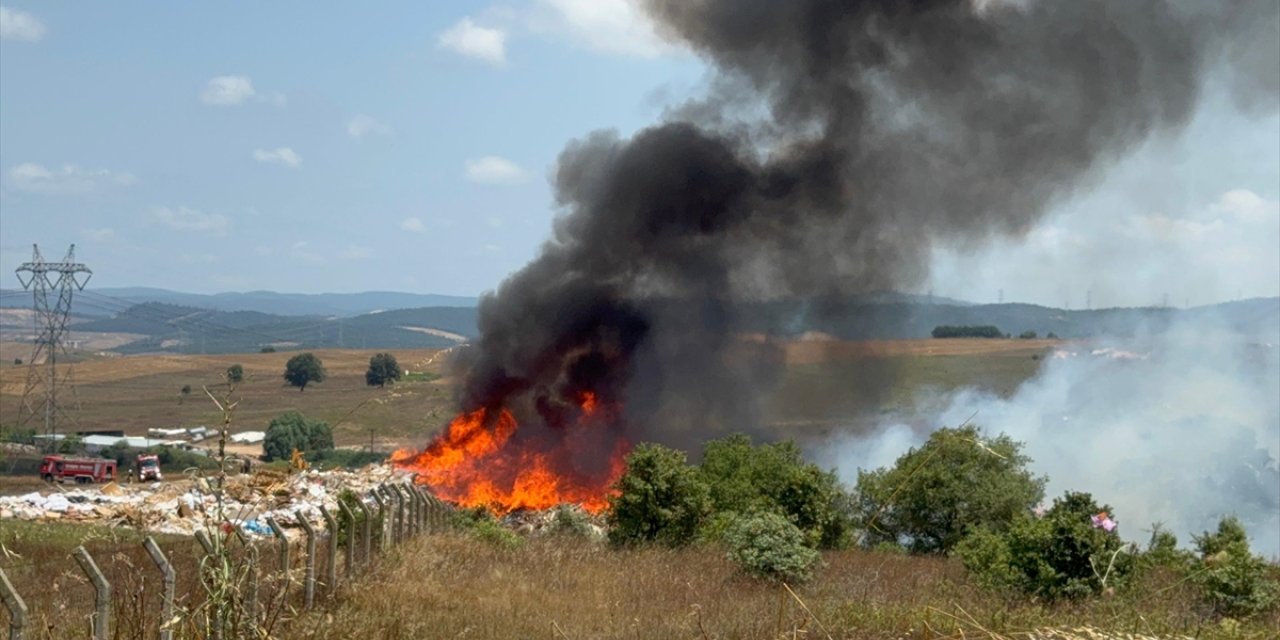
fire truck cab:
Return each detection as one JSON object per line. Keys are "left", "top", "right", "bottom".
{"left": 39, "top": 455, "right": 117, "bottom": 485}
{"left": 136, "top": 453, "right": 162, "bottom": 482}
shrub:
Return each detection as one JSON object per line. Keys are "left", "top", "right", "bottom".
{"left": 56, "top": 434, "right": 84, "bottom": 454}
{"left": 0, "top": 426, "right": 37, "bottom": 445}
{"left": 1019, "top": 330, "right": 1037, "bottom": 339}
{"left": 607, "top": 443, "right": 711, "bottom": 547}
{"left": 226, "top": 364, "right": 244, "bottom": 384}
{"left": 854, "top": 425, "right": 1045, "bottom": 553}
{"left": 548, "top": 504, "right": 595, "bottom": 538}
{"left": 13, "top": 358, "right": 22, "bottom": 365}
{"left": 956, "top": 491, "right": 1133, "bottom": 600}
{"left": 1190, "top": 516, "right": 1279, "bottom": 619}
{"left": 262, "top": 411, "right": 334, "bottom": 461}
{"left": 260, "top": 346, "right": 276, "bottom": 353}
{"left": 146, "top": 446, "right": 219, "bottom": 471}
{"left": 334, "top": 489, "right": 382, "bottom": 549}
{"left": 309, "top": 449, "right": 387, "bottom": 469}
{"left": 724, "top": 511, "right": 820, "bottom": 583}
{"left": 698, "top": 434, "right": 851, "bottom": 548}
{"left": 452, "top": 507, "right": 522, "bottom": 549}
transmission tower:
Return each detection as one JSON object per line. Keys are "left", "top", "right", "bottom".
{"left": 14, "top": 244, "right": 92, "bottom": 447}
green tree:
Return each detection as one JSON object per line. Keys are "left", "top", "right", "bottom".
{"left": 262, "top": 411, "right": 334, "bottom": 461}
{"left": 854, "top": 425, "right": 1045, "bottom": 554}
{"left": 607, "top": 443, "right": 711, "bottom": 547}
{"left": 260, "top": 346, "right": 276, "bottom": 353}
{"left": 226, "top": 364, "right": 244, "bottom": 384}
{"left": 699, "top": 434, "right": 851, "bottom": 548}
{"left": 1191, "top": 516, "right": 1279, "bottom": 618}
{"left": 1018, "top": 330, "right": 1037, "bottom": 339}
{"left": 365, "top": 352, "right": 402, "bottom": 387}
{"left": 179, "top": 384, "right": 192, "bottom": 404}
{"left": 283, "top": 352, "right": 326, "bottom": 392}
{"left": 957, "top": 491, "right": 1133, "bottom": 600}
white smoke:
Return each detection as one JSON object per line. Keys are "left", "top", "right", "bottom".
{"left": 823, "top": 310, "right": 1280, "bottom": 557}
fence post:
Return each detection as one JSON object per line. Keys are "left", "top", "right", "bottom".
{"left": 143, "top": 538, "right": 176, "bottom": 640}
{"left": 191, "top": 530, "right": 223, "bottom": 640}
{"left": 319, "top": 505, "right": 338, "bottom": 593}
{"left": 295, "top": 514, "right": 317, "bottom": 609}
{"left": 398, "top": 485, "right": 416, "bottom": 538}
{"left": 353, "top": 499, "right": 372, "bottom": 565}
{"left": 416, "top": 488, "right": 430, "bottom": 532}
{"left": 72, "top": 546, "right": 110, "bottom": 640}
{"left": 371, "top": 491, "right": 388, "bottom": 552}
{"left": 384, "top": 486, "right": 403, "bottom": 545}
{"left": 408, "top": 485, "right": 423, "bottom": 537}
{"left": 0, "top": 567, "right": 28, "bottom": 640}
{"left": 230, "top": 526, "right": 259, "bottom": 634}
{"left": 337, "top": 500, "right": 357, "bottom": 577}
{"left": 420, "top": 487, "right": 441, "bottom": 532}
{"left": 266, "top": 517, "right": 290, "bottom": 606}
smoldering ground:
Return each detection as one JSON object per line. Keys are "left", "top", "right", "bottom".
{"left": 442, "top": 0, "right": 1278, "bottom": 493}
{"left": 820, "top": 308, "right": 1280, "bottom": 556}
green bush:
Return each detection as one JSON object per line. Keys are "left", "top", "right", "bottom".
{"left": 308, "top": 449, "right": 387, "bottom": 469}
{"left": 548, "top": 504, "right": 595, "bottom": 537}
{"left": 854, "top": 425, "right": 1045, "bottom": 554}
{"left": 334, "top": 489, "right": 382, "bottom": 550}
{"left": 0, "top": 425, "right": 37, "bottom": 445}
{"left": 699, "top": 434, "right": 851, "bottom": 548}
{"left": 956, "top": 491, "right": 1133, "bottom": 601}
{"left": 1190, "top": 516, "right": 1279, "bottom": 619}
{"left": 262, "top": 411, "right": 334, "bottom": 461}
{"left": 1018, "top": 330, "right": 1037, "bottom": 339}
{"left": 723, "top": 511, "right": 820, "bottom": 583}
{"left": 365, "top": 352, "right": 402, "bottom": 387}
{"left": 147, "top": 446, "right": 219, "bottom": 471}
{"left": 451, "top": 506, "right": 522, "bottom": 549}
{"left": 56, "top": 435, "right": 84, "bottom": 454}
{"left": 931, "top": 325, "right": 1004, "bottom": 338}
{"left": 607, "top": 443, "right": 711, "bottom": 547}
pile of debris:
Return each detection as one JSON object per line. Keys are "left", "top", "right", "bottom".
{"left": 0, "top": 463, "right": 413, "bottom": 538}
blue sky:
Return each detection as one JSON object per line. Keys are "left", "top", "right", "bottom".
{"left": 1, "top": 1, "right": 1277, "bottom": 307}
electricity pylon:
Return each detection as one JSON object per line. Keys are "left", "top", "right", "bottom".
{"left": 14, "top": 244, "right": 92, "bottom": 447}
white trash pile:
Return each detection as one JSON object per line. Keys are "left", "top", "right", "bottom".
{"left": 0, "top": 463, "right": 415, "bottom": 538}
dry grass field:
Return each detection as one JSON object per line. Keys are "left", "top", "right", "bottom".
{"left": 0, "top": 348, "right": 458, "bottom": 450}
{"left": 289, "top": 533, "right": 1272, "bottom": 640}
{"left": 0, "top": 339, "right": 1059, "bottom": 454}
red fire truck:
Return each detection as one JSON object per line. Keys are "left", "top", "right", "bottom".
{"left": 39, "top": 455, "right": 118, "bottom": 484}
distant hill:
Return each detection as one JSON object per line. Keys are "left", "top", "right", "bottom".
{"left": 6, "top": 288, "right": 1275, "bottom": 355}
{"left": 0, "top": 287, "right": 478, "bottom": 318}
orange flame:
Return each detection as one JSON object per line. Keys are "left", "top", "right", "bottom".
{"left": 392, "top": 392, "right": 629, "bottom": 514}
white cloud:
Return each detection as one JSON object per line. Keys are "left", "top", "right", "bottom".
{"left": 532, "top": 0, "right": 676, "bottom": 58}
{"left": 347, "top": 114, "right": 391, "bottom": 140}
{"left": 253, "top": 147, "right": 301, "bottom": 168}
{"left": 151, "top": 206, "right": 231, "bottom": 235}
{"left": 200, "top": 75, "right": 256, "bottom": 106}
{"left": 400, "top": 217, "right": 426, "bottom": 233}
{"left": 438, "top": 17, "right": 507, "bottom": 65}
{"left": 1210, "top": 189, "right": 1279, "bottom": 224}
{"left": 0, "top": 6, "right": 44, "bottom": 42}
{"left": 465, "top": 156, "right": 528, "bottom": 185}
{"left": 341, "top": 245, "right": 372, "bottom": 261}
{"left": 8, "top": 163, "right": 136, "bottom": 194}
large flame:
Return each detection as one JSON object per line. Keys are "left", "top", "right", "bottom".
{"left": 392, "top": 392, "right": 630, "bottom": 514}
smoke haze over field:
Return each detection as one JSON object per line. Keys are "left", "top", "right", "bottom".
{"left": 823, "top": 311, "right": 1280, "bottom": 556}
{"left": 460, "top": 0, "right": 1279, "bottom": 450}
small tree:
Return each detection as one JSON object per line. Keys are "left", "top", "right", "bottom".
{"left": 365, "top": 352, "right": 402, "bottom": 387}
{"left": 260, "top": 346, "right": 276, "bottom": 353}
{"left": 699, "top": 434, "right": 851, "bottom": 548}
{"left": 179, "top": 384, "right": 192, "bottom": 404}
{"left": 262, "top": 411, "right": 334, "bottom": 461}
{"left": 854, "top": 425, "right": 1045, "bottom": 554}
{"left": 957, "top": 491, "right": 1133, "bottom": 600}
{"left": 283, "top": 352, "right": 326, "bottom": 392}
{"left": 226, "top": 364, "right": 244, "bottom": 384}
{"left": 1019, "top": 330, "right": 1037, "bottom": 339}
{"left": 1191, "top": 516, "right": 1279, "bottom": 618}
{"left": 608, "top": 443, "right": 711, "bottom": 547}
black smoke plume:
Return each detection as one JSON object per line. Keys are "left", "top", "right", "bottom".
{"left": 454, "top": 0, "right": 1278, "bottom": 450}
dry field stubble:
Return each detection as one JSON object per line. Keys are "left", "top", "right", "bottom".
{"left": 0, "top": 348, "right": 457, "bottom": 448}
{"left": 290, "top": 534, "right": 1264, "bottom": 640}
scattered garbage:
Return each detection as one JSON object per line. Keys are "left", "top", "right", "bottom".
{"left": 0, "top": 463, "right": 413, "bottom": 537}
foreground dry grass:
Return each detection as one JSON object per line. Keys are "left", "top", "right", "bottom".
{"left": 290, "top": 534, "right": 1275, "bottom": 640}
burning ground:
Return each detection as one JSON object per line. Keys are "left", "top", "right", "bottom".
{"left": 394, "top": 0, "right": 1279, "bottom": 514}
